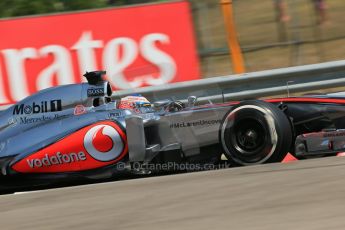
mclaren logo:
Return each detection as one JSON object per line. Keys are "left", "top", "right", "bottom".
{"left": 13, "top": 100, "right": 62, "bottom": 115}
{"left": 84, "top": 124, "right": 124, "bottom": 162}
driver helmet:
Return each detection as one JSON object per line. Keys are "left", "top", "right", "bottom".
{"left": 118, "top": 94, "right": 151, "bottom": 110}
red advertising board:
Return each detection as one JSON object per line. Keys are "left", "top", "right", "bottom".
{"left": 0, "top": 1, "right": 200, "bottom": 104}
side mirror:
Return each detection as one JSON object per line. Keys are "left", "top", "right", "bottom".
{"left": 187, "top": 96, "right": 197, "bottom": 107}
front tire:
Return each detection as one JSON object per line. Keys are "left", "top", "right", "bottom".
{"left": 219, "top": 100, "right": 292, "bottom": 166}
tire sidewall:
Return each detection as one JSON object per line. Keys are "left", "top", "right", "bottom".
{"left": 219, "top": 100, "right": 292, "bottom": 166}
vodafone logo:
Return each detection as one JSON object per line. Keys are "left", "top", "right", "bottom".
{"left": 11, "top": 121, "right": 128, "bottom": 173}
{"left": 84, "top": 124, "right": 125, "bottom": 162}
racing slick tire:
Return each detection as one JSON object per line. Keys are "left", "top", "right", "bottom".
{"left": 219, "top": 100, "right": 293, "bottom": 166}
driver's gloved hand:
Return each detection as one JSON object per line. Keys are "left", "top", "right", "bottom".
{"left": 168, "top": 101, "right": 185, "bottom": 112}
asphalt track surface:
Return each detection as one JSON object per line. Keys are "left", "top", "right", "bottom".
{"left": 1, "top": 157, "right": 345, "bottom": 229}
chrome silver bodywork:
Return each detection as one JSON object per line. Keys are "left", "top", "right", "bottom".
{"left": 0, "top": 78, "right": 230, "bottom": 180}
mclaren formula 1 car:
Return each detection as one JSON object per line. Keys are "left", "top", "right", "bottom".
{"left": 0, "top": 71, "right": 345, "bottom": 192}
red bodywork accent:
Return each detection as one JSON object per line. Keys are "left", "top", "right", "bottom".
{"left": 11, "top": 121, "right": 128, "bottom": 173}
{"left": 194, "top": 97, "right": 345, "bottom": 110}
{"left": 92, "top": 127, "right": 114, "bottom": 152}
{"left": 266, "top": 97, "right": 345, "bottom": 104}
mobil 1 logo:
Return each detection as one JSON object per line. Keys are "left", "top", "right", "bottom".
{"left": 13, "top": 100, "right": 62, "bottom": 115}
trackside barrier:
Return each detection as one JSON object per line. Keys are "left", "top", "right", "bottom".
{"left": 112, "top": 60, "right": 345, "bottom": 103}
{"left": 1, "top": 60, "right": 344, "bottom": 111}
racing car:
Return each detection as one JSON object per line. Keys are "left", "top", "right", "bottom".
{"left": 0, "top": 70, "right": 345, "bottom": 192}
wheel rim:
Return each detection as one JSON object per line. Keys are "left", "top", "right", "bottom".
{"left": 232, "top": 118, "right": 267, "bottom": 155}
{"left": 231, "top": 119, "right": 267, "bottom": 155}
{"left": 220, "top": 105, "right": 279, "bottom": 165}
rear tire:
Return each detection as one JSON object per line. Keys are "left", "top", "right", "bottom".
{"left": 219, "top": 100, "right": 292, "bottom": 166}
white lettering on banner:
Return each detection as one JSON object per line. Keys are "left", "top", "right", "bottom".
{"left": 2, "top": 48, "right": 37, "bottom": 101}
{"left": 104, "top": 33, "right": 176, "bottom": 89}
{"left": 0, "top": 31, "right": 177, "bottom": 103}
{"left": 103, "top": 37, "right": 138, "bottom": 89}
{"left": 0, "top": 61, "right": 9, "bottom": 103}
{"left": 71, "top": 31, "right": 103, "bottom": 82}
{"left": 37, "top": 45, "right": 75, "bottom": 90}
{"left": 140, "top": 33, "right": 176, "bottom": 86}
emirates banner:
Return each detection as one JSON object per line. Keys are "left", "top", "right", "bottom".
{"left": 0, "top": 1, "right": 200, "bottom": 104}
